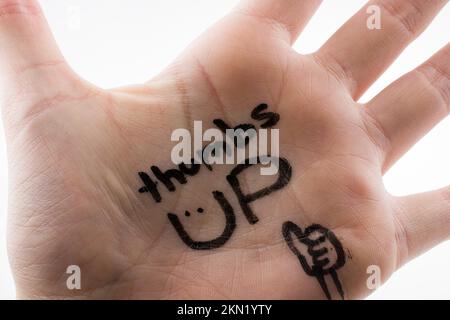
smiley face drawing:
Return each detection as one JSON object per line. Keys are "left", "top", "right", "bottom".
{"left": 167, "top": 190, "right": 237, "bottom": 250}
{"left": 167, "top": 156, "right": 292, "bottom": 250}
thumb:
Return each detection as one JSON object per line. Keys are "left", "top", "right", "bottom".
{"left": 0, "top": 0, "right": 66, "bottom": 75}
{"left": 0, "top": 0, "right": 82, "bottom": 129}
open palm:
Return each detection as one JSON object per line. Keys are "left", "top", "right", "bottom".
{"left": 1, "top": 0, "right": 449, "bottom": 299}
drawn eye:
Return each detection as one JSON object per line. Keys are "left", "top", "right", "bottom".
{"left": 185, "top": 208, "right": 204, "bottom": 217}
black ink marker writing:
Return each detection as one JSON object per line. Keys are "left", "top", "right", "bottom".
{"left": 138, "top": 104, "right": 281, "bottom": 204}
{"left": 139, "top": 159, "right": 203, "bottom": 203}
{"left": 151, "top": 165, "right": 187, "bottom": 192}
{"left": 227, "top": 157, "right": 292, "bottom": 224}
{"left": 213, "top": 119, "right": 256, "bottom": 134}
{"left": 167, "top": 191, "right": 236, "bottom": 250}
{"left": 178, "top": 159, "right": 201, "bottom": 176}
{"left": 282, "top": 221, "right": 346, "bottom": 300}
{"left": 138, "top": 104, "right": 289, "bottom": 252}
{"left": 213, "top": 119, "right": 256, "bottom": 147}
{"left": 138, "top": 172, "right": 162, "bottom": 203}
{"left": 251, "top": 103, "right": 280, "bottom": 128}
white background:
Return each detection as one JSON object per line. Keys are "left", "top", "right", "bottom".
{"left": 0, "top": 0, "right": 449, "bottom": 299}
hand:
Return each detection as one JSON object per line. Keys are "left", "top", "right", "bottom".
{"left": 1, "top": 0, "right": 449, "bottom": 299}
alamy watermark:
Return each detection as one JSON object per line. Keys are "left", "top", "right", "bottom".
{"left": 66, "top": 265, "right": 81, "bottom": 290}
{"left": 171, "top": 121, "right": 280, "bottom": 176}
{"left": 366, "top": 265, "right": 381, "bottom": 290}
{"left": 366, "top": 5, "right": 381, "bottom": 30}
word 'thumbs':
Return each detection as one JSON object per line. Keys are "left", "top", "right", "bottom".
{"left": 170, "top": 104, "right": 281, "bottom": 176}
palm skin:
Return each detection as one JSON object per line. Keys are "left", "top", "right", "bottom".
{"left": 1, "top": 0, "right": 449, "bottom": 299}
